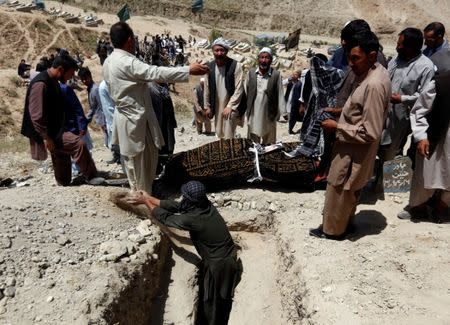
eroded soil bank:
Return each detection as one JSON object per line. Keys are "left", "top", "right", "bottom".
{"left": 144, "top": 209, "right": 292, "bottom": 325}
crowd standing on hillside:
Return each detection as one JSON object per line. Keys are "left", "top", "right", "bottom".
{"left": 20, "top": 19, "right": 450, "bottom": 325}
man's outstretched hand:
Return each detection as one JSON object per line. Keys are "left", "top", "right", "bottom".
{"left": 189, "top": 61, "right": 210, "bottom": 75}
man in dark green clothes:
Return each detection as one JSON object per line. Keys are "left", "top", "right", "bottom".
{"left": 126, "top": 181, "right": 240, "bottom": 325}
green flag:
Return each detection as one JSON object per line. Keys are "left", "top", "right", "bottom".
{"left": 191, "top": 0, "right": 203, "bottom": 14}
{"left": 117, "top": 4, "right": 130, "bottom": 22}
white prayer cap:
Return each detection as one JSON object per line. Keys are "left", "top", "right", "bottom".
{"left": 212, "top": 37, "right": 230, "bottom": 50}
{"left": 259, "top": 47, "right": 272, "bottom": 56}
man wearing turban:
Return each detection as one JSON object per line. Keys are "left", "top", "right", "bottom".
{"left": 204, "top": 38, "right": 245, "bottom": 139}
{"left": 245, "top": 47, "right": 286, "bottom": 144}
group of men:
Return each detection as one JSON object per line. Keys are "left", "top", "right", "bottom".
{"left": 22, "top": 20, "right": 450, "bottom": 231}
{"left": 134, "top": 33, "right": 189, "bottom": 67}
{"left": 308, "top": 21, "right": 450, "bottom": 240}
{"left": 21, "top": 19, "right": 450, "bottom": 324}
{"left": 193, "top": 38, "right": 287, "bottom": 144}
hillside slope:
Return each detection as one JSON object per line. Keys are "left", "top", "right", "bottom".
{"left": 71, "top": 0, "right": 450, "bottom": 38}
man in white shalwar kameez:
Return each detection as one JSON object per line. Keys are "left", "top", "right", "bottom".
{"left": 103, "top": 22, "right": 209, "bottom": 193}
{"left": 398, "top": 48, "right": 450, "bottom": 222}
{"left": 245, "top": 47, "right": 286, "bottom": 144}
{"left": 203, "top": 38, "right": 245, "bottom": 139}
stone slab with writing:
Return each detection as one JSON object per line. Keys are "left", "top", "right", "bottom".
{"left": 383, "top": 156, "right": 412, "bottom": 193}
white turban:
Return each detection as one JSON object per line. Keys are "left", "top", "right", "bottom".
{"left": 259, "top": 47, "right": 272, "bottom": 56}
{"left": 212, "top": 37, "right": 230, "bottom": 50}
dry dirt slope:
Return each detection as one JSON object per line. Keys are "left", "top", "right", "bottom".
{"left": 70, "top": 0, "right": 450, "bottom": 38}
{"left": 0, "top": 7, "right": 103, "bottom": 136}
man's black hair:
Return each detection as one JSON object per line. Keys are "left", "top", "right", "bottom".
{"left": 51, "top": 54, "right": 79, "bottom": 71}
{"left": 424, "top": 22, "right": 445, "bottom": 37}
{"left": 399, "top": 28, "right": 423, "bottom": 54}
{"left": 77, "top": 67, "right": 92, "bottom": 79}
{"left": 341, "top": 19, "right": 371, "bottom": 43}
{"left": 110, "top": 21, "right": 133, "bottom": 48}
{"left": 348, "top": 30, "right": 380, "bottom": 54}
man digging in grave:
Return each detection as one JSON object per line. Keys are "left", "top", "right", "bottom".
{"left": 126, "top": 181, "right": 241, "bottom": 325}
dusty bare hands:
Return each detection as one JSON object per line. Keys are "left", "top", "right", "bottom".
{"left": 138, "top": 190, "right": 152, "bottom": 198}
{"left": 125, "top": 192, "right": 146, "bottom": 205}
{"left": 189, "top": 62, "right": 210, "bottom": 75}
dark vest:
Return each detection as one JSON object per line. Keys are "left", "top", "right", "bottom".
{"left": 427, "top": 50, "right": 450, "bottom": 148}
{"left": 21, "top": 70, "right": 65, "bottom": 144}
{"left": 194, "top": 84, "right": 204, "bottom": 109}
{"left": 284, "top": 81, "right": 294, "bottom": 102}
{"left": 246, "top": 68, "right": 280, "bottom": 121}
{"left": 207, "top": 58, "right": 237, "bottom": 117}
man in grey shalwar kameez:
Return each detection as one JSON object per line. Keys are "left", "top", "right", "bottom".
{"left": 398, "top": 48, "right": 450, "bottom": 222}
{"left": 379, "top": 28, "right": 435, "bottom": 161}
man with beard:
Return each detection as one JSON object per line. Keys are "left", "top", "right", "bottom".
{"left": 204, "top": 38, "right": 245, "bottom": 139}
{"left": 245, "top": 47, "right": 286, "bottom": 144}
{"left": 21, "top": 54, "right": 98, "bottom": 186}
{"left": 126, "top": 181, "right": 240, "bottom": 325}
{"left": 398, "top": 48, "right": 450, "bottom": 223}
{"left": 309, "top": 31, "right": 391, "bottom": 240}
